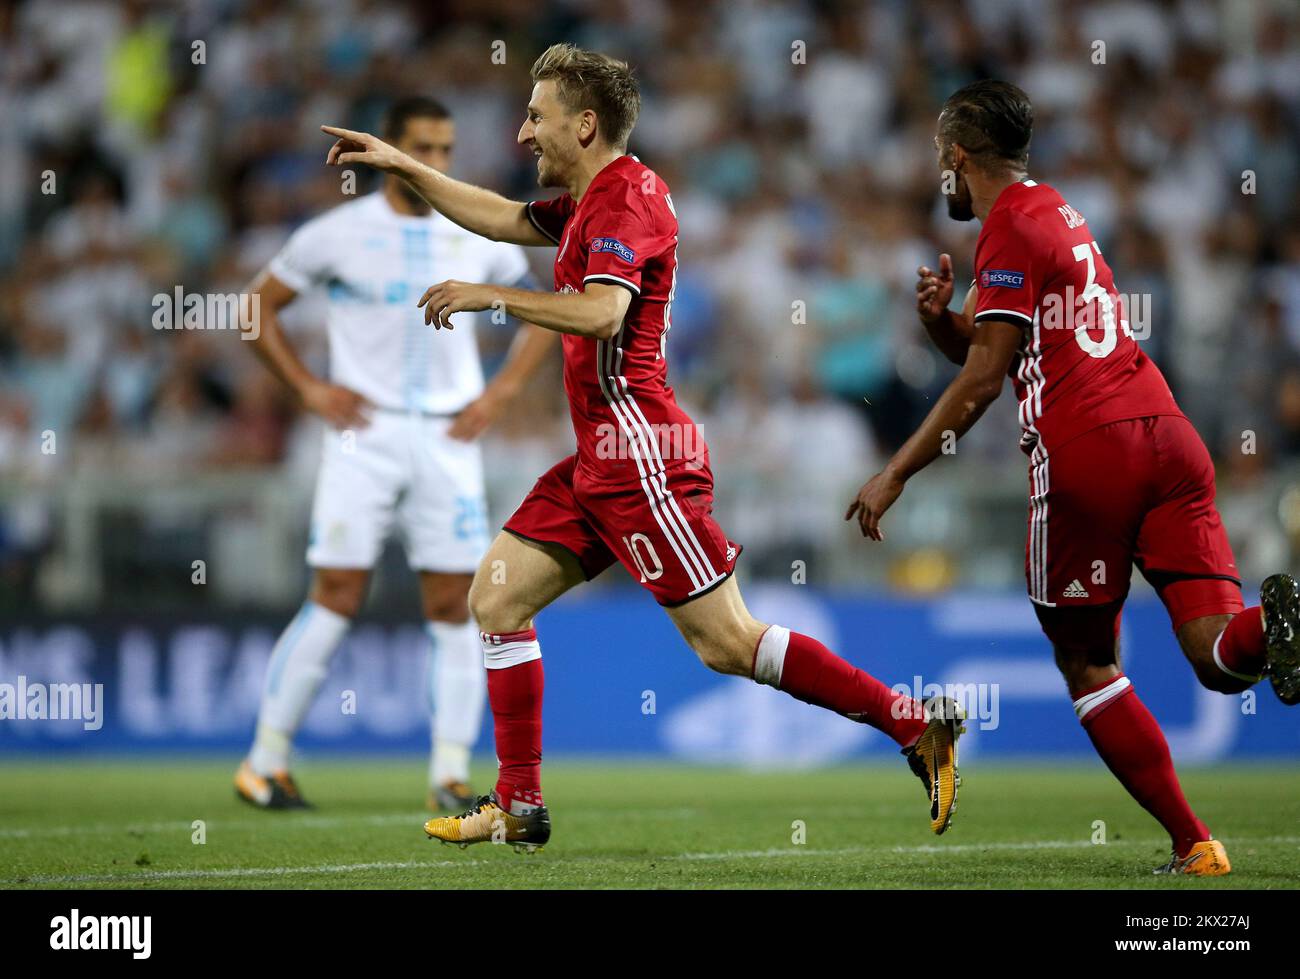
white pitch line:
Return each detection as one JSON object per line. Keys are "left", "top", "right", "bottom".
{"left": 674, "top": 836, "right": 1300, "bottom": 861}
{"left": 891, "top": 840, "right": 1100, "bottom": 855}
{"left": 6, "top": 835, "right": 1299, "bottom": 886}
{"left": 675, "top": 841, "right": 1097, "bottom": 861}
{"left": 1, "top": 858, "right": 486, "bottom": 887}
{"left": 0, "top": 811, "right": 424, "bottom": 840}
{"left": 7, "top": 846, "right": 1081, "bottom": 885}
{"left": 0, "top": 807, "right": 698, "bottom": 841}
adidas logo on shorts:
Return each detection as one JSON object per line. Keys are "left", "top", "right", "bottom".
{"left": 1062, "top": 579, "right": 1090, "bottom": 599}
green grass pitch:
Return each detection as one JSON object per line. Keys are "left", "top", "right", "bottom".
{"left": 1, "top": 758, "right": 1298, "bottom": 889}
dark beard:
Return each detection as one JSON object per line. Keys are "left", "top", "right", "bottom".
{"left": 946, "top": 193, "right": 975, "bottom": 221}
{"left": 397, "top": 181, "right": 428, "bottom": 210}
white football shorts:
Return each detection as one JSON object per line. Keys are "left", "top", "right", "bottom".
{"left": 306, "top": 410, "right": 490, "bottom": 573}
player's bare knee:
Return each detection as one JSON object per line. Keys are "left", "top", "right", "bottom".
{"left": 691, "top": 636, "right": 749, "bottom": 676}
{"left": 466, "top": 575, "right": 499, "bottom": 629}
{"left": 1188, "top": 654, "right": 1248, "bottom": 694}
{"left": 1181, "top": 642, "right": 1226, "bottom": 691}
{"left": 422, "top": 593, "right": 470, "bottom": 624}
{"left": 420, "top": 576, "right": 472, "bottom": 623}
{"left": 1053, "top": 645, "right": 1117, "bottom": 696}
{"left": 1177, "top": 614, "right": 1240, "bottom": 693}
{"left": 467, "top": 573, "right": 525, "bottom": 634}
{"left": 310, "top": 569, "right": 367, "bottom": 619}
{"left": 678, "top": 619, "right": 757, "bottom": 677}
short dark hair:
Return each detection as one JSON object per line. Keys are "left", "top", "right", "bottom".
{"left": 939, "top": 80, "right": 1033, "bottom": 169}
{"left": 531, "top": 43, "right": 640, "bottom": 150}
{"left": 382, "top": 96, "right": 452, "bottom": 141}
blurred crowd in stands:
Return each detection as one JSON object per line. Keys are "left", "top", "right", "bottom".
{"left": 2, "top": 0, "right": 1298, "bottom": 601}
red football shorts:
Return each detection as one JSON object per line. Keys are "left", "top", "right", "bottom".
{"left": 503, "top": 454, "right": 741, "bottom": 606}
{"left": 1025, "top": 414, "right": 1243, "bottom": 642}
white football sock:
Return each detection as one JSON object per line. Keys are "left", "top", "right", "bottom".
{"left": 249, "top": 602, "right": 350, "bottom": 774}
{"left": 753, "top": 624, "right": 790, "bottom": 688}
{"left": 1212, "top": 629, "right": 1263, "bottom": 684}
{"left": 431, "top": 740, "right": 471, "bottom": 789}
{"left": 426, "top": 619, "right": 486, "bottom": 786}
{"left": 1072, "top": 675, "right": 1132, "bottom": 720}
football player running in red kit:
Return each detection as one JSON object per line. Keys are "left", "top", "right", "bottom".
{"left": 846, "top": 79, "right": 1300, "bottom": 877}
{"left": 321, "top": 43, "right": 966, "bottom": 851}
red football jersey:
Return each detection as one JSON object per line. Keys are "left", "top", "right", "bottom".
{"left": 972, "top": 179, "right": 1182, "bottom": 455}
{"left": 526, "top": 155, "right": 704, "bottom": 487}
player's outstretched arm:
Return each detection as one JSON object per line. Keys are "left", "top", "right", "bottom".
{"left": 321, "top": 125, "right": 549, "bottom": 247}
{"left": 917, "top": 253, "right": 975, "bottom": 365}
{"left": 243, "top": 269, "right": 371, "bottom": 429}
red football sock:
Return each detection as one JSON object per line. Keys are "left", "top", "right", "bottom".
{"left": 752, "top": 626, "right": 928, "bottom": 747}
{"left": 1074, "top": 674, "right": 1210, "bottom": 857}
{"left": 481, "top": 628, "right": 544, "bottom": 812}
{"left": 1214, "top": 608, "right": 1265, "bottom": 682}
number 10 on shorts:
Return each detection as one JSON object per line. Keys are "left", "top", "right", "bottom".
{"left": 622, "top": 533, "right": 663, "bottom": 582}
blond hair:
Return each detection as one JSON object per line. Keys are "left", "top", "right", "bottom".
{"left": 531, "top": 43, "right": 640, "bottom": 150}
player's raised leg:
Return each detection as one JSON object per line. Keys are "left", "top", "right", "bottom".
{"left": 1133, "top": 417, "right": 1300, "bottom": 704}
{"left": 418, "top": 571, "right": 481, "bottom": 811}
{"left": 1175, "top": 611, "right": 1260, "bottom": 693}
{"left": 1156, "top": 577, "right": 1300, "bottom": 703}
{"left": 237, "top": 567, "right": 367, "bottom": 809}
{"left": 665, "top": 575, "right": 965, "bottom": 834}
{"left": 423, "top": 530, "right": 587, "bottom": 851}
{"left": 1171, "top": 576, "right": 1300, "bottom": 705}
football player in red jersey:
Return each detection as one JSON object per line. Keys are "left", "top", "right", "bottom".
{"left": 847, "top": 79, "right": 1300, "bottom": 876}
{"left": 321, "top": 44, "right": 965, "bottom": 851}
